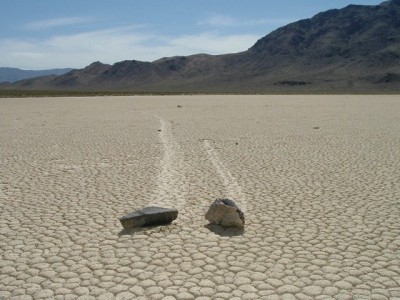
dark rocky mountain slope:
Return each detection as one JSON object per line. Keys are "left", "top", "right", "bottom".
{"left": 6, "top": 0, "right": 400, "bottom": 93}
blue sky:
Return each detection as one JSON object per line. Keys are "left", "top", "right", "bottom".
{"left": 0, "top": 0, "right": 383, "bottom": 70}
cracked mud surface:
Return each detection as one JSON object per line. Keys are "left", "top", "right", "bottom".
{"left": 0, "top": 95, "right": 399, "bottom": 299}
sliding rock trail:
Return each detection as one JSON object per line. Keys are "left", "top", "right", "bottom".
{"left": 148, "top": 115, "right": 188, "bottom": 212}
{"left": 204, "top": 139, "right": 247, "bottom": 213}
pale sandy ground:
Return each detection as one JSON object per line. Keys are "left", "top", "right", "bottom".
{"left": 0, "top": 95, "right": 399, "bottom": 300}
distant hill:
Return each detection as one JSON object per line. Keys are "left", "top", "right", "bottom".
{"left": 0, "top": 67, "right": 73, "bottom": 83}
{"left": 4, "top": 0, "right": 400, "bottom": 93}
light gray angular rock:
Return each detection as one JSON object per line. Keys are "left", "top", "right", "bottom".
{"left": 205, "top": 199, "right": 245, "bottom": 228}
{"left": 120, "top": 206, "right": 178, "bottom": 229}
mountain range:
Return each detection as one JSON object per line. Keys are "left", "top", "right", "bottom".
{"left": 0, "top": 67, "right": 72, "bottom": 84}
{"left": 2, "top": 0, "right": 400, "bottom": 93}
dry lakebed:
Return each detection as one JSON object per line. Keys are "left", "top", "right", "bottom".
{"left": 0, "top": 95, "right": 399, "bottom": 299}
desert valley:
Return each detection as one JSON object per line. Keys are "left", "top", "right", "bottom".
{"left": 0, "top": 1, "right": 399, "bottom": 300}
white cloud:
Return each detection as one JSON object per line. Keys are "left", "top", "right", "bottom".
{"left": 0, "top": 27, "right": 260, "bottom": 69}
{"left": 25, "top": 17, "right": 92, "bottom": 30}
{"left": 199, "top": 14, "right": 295, "bottom": 28}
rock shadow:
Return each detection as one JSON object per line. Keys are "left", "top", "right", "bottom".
{"left": 118, "top": 223, "right": 175, "bottom": 237}
{"left": 204, "top": 224, "right": 244, "bottom": 237}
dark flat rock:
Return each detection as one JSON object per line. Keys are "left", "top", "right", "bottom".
{"left": 120, "top": 206, "right": 178, "bottom": 229}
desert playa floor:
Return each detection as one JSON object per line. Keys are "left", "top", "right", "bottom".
{"left": 0, "top": 95, "right": 399, "bottom": 300}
